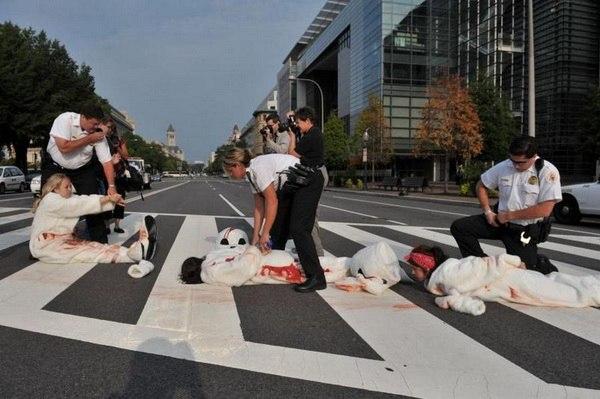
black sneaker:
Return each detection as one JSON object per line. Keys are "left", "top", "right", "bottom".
{"left": 143, "top": 215, "right": 158, "bottom": 260}
{"left": 114, "top": 227, "right": 125, "bottom": 234}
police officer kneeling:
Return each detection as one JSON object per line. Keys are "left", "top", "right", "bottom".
{"left": 223, "top": 148, "right": 326, "bottom": 293}
{"left": 450, "top": 136, "right": 562, "bottom": 273}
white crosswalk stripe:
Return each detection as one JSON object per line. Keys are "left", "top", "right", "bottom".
{"left": 1, "top": 209, "right": 600, "bottom": 397}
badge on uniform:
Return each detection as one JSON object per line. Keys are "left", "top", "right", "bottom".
{"left": 527, "top": 176, "right": 539, "bottom": 185}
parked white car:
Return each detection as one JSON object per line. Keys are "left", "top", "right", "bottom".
{"left": 0, "top": 166, "right": 26, "bottom": 194}
{"left": 30, "top": 174, "right": 42, "bottom": 197}
{"left": 553, "top": 180, "right": 600, "bottom": 224}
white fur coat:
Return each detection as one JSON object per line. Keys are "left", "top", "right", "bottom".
{"left": 426, "top": 254, "right": 600, "bottom": 316}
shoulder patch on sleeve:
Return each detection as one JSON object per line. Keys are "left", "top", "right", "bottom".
{"left": 546, "top": 171, "right": 558, "bottom": 183}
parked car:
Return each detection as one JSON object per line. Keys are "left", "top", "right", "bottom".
{"left": 25, "top": 170, "right": 42, "bottom": 189}
{"left": 553, "top": 179, "right": 600, "bottom": 224}
{"left": 0, "top": 166, "right": 26, "bottom": 194}
{"left": 151, "top": 174, "right": 162, "bottom": 182}
{"left": 30, "top": 174, "right": 42, "bottom": 197}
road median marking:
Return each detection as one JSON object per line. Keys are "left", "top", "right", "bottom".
{"left": 125, "top": 181, "right": 189, "bottom": 204}
{"left": 219, "top": 194, "right": 245, "bottom": 216}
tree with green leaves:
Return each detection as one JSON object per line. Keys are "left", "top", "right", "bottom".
{"left": 323, "top": 112, "right": 350, "bottom": 170}
{"left": 0, "top": 22, "right": 102, "bottom": 172}
{"left": 353, "top": 95, "right": 392, "bottom": 182}
{"left": 469, "top": 74, "right": 516, "bottom": 162}
{"left": 205, "top": 140, "right": 245, "bottom": 175}
{"left": 415, "top": 75, "right": 483, "bottom": 193}
{"left": 123, "top": 132, "right": 184, "bottom": 172}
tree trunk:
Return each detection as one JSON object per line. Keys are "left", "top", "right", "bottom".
{"left": 13, "top": 139, "right": 28, "bottom": 173}
{"left": 444, "top": 152, "right": 450, "bottom": 194}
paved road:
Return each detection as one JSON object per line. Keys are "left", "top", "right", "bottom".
{"left": 1, "top": 178, "right": 600, "bottom": 398}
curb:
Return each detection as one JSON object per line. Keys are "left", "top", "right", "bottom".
{"left": 324, "top": 187, "right": 481, "bottom": 208}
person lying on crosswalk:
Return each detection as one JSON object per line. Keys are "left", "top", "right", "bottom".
{"left": 406, "top": 245, "right": 600, "bottom": 316}
{"left": 30, "top": 173, "right": 157, "bottom": 264}
{"left": 180, "top": 228, "right": 348, "bottom": 286}
{"left": 180, "top": 228, "right": 401, "bottom": 294}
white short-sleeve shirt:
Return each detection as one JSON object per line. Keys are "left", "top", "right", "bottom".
{"left": 481, "top": 158, "right": 562, "bottom": 225}
{"left": 246, "top": 154, "right": 298, "bottom": 194}
{"left": 46, "top": 112, "right": 112, "bottom": 169}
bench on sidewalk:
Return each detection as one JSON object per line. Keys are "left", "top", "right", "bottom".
{"left": 376, "top": 176, "right": 398, "bottom": 191}
{"left": 398, "top": 176, "right": 429, "bottom": 193}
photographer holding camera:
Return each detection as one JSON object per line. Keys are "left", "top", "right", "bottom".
{"left": 223, "top": 148, "right": 327, "bottom": 293}
{"left": 41, "top": 103, "right": 116, "bottom": 244}
{"left": 287, "top": 107, "right": 327, "bottom": 257}
{"left": 261, "top": 114, "right": 292, "bottom": 155}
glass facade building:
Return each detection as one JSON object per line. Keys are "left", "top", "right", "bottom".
{"left": 282, "top": 0, "right": 600, "bottom": 180}
{"left": 534, "top": 0, "right": 599, "bottom": 180}
{"left": 456, "top": 0, "right": 526, "bottom": 128}
{"left": 285, "top": 0, "right": 454, "bottom": 177}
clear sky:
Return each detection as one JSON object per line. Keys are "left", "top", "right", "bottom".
{"left": 2, "top": 0, "right": 325, "bottom": 163}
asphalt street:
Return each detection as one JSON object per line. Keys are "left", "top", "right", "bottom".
{"left": 1, "top": 177, "right": 600, "bottom": 398}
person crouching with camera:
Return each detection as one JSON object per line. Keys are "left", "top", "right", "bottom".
{"left": 223, "top": 148, "right": 327, "bottom": 293}
{"left": 261, "top": 114, "right": 292, "bottom": 154}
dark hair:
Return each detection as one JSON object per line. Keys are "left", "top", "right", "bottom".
{"left": 265, "top": 114, "right": 280, "bottom": 124}
{"left": 509, "top": 136, "right": 537, "bottom": 158}
{"left": 79, "top": 103, "right": 105, "bottom": 120}
{"left": 407, "top": 245, "right": 449, "bottom": 276}
{"left": 295, "top": 107, "right": 316, "bottom": 123}
{"left": 180, "top": 256, "right": 205, "bottom": 284}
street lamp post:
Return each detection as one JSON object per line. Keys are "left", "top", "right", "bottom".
{"left": 362, "top": 128, "right": 369, "bottom": 190}
{"left": 527, "top": 0, "right": 535, "bottom": 137}
{"left": 289, "top": 75, "right": 325, "bottom": 130}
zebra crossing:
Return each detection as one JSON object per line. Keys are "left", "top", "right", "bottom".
{"left": 1, "top": 207, "right": 600, "bottom": 398}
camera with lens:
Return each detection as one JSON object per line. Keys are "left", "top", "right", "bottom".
{"left": 259, "top": 125, "right": 270, "bottom": 136}
{"left": 280, "top": 115, "right": 297, "bottom": 131}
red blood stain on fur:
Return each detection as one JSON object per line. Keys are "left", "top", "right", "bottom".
{"left": 260, "top": 264, "right": 304, "bottom": 283}
{"left": 393, "top": 303, "right": 418, "bottom": 310}
{"left": 509, "top": 287, "right": 520, "bottom": 299}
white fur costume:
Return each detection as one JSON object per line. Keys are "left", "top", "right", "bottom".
{"left": 335, "top": 242, "right": 401, "bottom": 295}
{"left": 199, "top": 229, "right": 399, "bottom": 294}
{"left": 200, "top": 246, "right": 350, "bottom": 287}
{"left": 30, "top": 192, "right": 144, "bottom": 264}
{"left": 426, "top": 254, "right": 600, "bottom": 316}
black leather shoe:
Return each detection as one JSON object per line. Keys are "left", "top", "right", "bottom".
{"left": 294, "top": 277, "right": 326, "bottom": 293}
{"left": 143, "top": 215, "right": 158, "bottom": 260}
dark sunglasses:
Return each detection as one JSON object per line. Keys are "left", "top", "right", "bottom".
{"left": 509, "top": 156, "right": 531, "bottom": 165}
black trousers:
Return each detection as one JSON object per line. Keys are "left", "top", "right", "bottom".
{"left": 450, "top": 214, "right": 538, "bottom": 268}
{"left": 42, "top": 159, "right": 108, "bottom": 244}
{"left": 270, "top": 172, "right": 325, "bottom": 280}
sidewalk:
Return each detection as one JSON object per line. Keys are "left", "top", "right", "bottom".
{"left": 324, "top": 182, "right": 481, "bottom": 206}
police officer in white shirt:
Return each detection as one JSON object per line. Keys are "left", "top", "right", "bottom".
{"left": 450, "top": 136, "right": 562, "bottom": 271}
{"left": 41, "top": 103, "right": 117, "bottom": 244}
{"left": 223, "top": 148, "right": 327, "bottom": 293}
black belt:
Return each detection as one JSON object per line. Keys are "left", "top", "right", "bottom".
{"left": 505, "top": 222, "right": 531, "bottom": 231}
{"left": 49, "top": 158, "right": 94, "bottom": 171}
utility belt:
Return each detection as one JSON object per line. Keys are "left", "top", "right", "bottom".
{"left": 505, "top": 219, "right": 552, "bottom": 245}
{"left": 45, "top": 156, "right": 95, "bottom": 173}
{"left": 279, "top": 163, "right": 318, "bottom": 194}
{"left": 491, "top": 201, "right": 552, "bottom": 245}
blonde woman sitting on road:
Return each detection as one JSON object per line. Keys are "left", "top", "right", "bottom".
{"left": 30, "top": 173, "right": 157, "bottom": 264}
